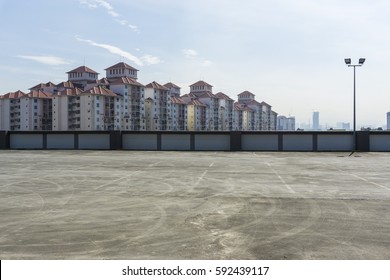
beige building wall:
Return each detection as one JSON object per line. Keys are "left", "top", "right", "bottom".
{"left": 187, "top": 105, "right": 195, "bottom": 131}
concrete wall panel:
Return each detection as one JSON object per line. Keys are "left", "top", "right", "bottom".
{"left": 47, "top": 134, "right": 75, "bottom": 149}
{"left": 162, "top": 134, "right": 190, "bottom": 150}
{"left": 123, "top": 134, "right": 157, "bottom": 150}
{"left": 318, "top": 134, "right": 353, "bottom": 151}
{"left": 10, "top": 134, "right": 43, "bottom": 149}
{"left": 79, "top": 134, "right": 110, "bottom": 149}
{"left": 195, "top": 134, "right": 230, "bottom": 150}
{"left": 242, "top": 134, "right": 278, "bottom": 151}
{"left": 370, "top": 134, "right": 390, "bottom": 151}
{"left": 283, "top": 134, "right": 313, "bottom": 151}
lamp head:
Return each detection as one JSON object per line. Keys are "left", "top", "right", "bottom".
{"left": 359, "top": 58, "right": 366, "bottom": 65}
{"left": 345, "top": 58, "right": 351, "bottom": 65}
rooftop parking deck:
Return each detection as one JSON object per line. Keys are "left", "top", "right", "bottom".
{"left": 0, "top": 151, "right": 389, "bottom": 259}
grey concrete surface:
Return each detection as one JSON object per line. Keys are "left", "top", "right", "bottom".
{"left": 0, "top": 151, "right": 389, "bottom": 260}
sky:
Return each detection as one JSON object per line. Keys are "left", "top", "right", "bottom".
{"left": 1, "top": 0, "right": 390, "bottom": 128}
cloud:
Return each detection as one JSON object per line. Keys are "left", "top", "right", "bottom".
{"left": 79, "top": 0, "right": 139, "bottom": 32}
{"left": 141, "top": 55, "right": 163, "bottom": 65}
{"left": 202, "top": 60, "right": 212, "bottom": 67}
{"left": 76, "top": 37, "right": 162, "bottom": 66}
{"left": 183, "top": 49, "right": 198, "bottom": 58}
{"left": 183, "top": 49, "right": 212, "bottom": 67}
{"left": 128, "top": 24, "right": 139, "bottom": 33}
{"left": 79, "top": 0, "right": 114, "bottom": 14}
{"left": 116, "top": 19, "right": 140, "bottom": 33}
{"left": 76, "top": 37, "right": 144, "bottom": 66}
{"left": 17, "top": 55, "right": 71, "bottom": 66}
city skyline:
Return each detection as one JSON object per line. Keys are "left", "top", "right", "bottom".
{"left": 1, "top": 0, "right": 390, "bottom": 128}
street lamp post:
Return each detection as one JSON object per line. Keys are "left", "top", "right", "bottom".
{"left": 345, "top": 58, "right": 365, "bottom": 152}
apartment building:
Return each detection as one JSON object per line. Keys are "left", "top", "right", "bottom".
{"left": 109, "top": 77, "right": 145, "bottom": 130}
{"left": 260, "top": 102, "right": 273, "bottom": 130}
{"left": 0, "top": 91, "right": 26, "bottom": 130}
{"left": 52, "top": 88, "right": 83, "bottom": 130}
{"left": 186, "top": 98, "right": 207, "bottom": 131}
{"left": 215, "top": 92, "right": 234, "bottom": 131}
{"left": 20, "top": 90, "right": 53, "bottom": 131}
{"left": 270, "top": 111, "right": 278, "bottom": 131}
{"left": 145, "top": 82, "right": 171, "bottom": 130}
{"left": 164, "top": 82, "right": 181, "bottom": 98}
{"left": 0, "top": 62, "right": 281, "bottom": 132}
{"left": 67, "top": 66, "right": 99, "bottom": 88}
{"left": 277, "top": 115, "right": 295, "bottom": 131}
{"left": 170, "top": 96, "right": 187, "bottom": 131}
{"left": 238, "top": 91, "right": 260, "bottom": 130}
{"left": 234, "top": 102, "right": 253, "bottom": 130}
{"left": 79, "top": 86, "right": 122, "bottom": 131}
{"left": 189, "top": 81, "right": 220, "bottom": 131}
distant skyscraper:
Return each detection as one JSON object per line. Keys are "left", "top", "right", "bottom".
{"left": 313, "top": 111, "right": 319, "bottom": 131}
{"left": 387, "top": 112, "right": 390, "bottom": 130}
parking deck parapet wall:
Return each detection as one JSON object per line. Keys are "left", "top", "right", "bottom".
{"left": 0, "top": 130, "right": 389, "bottom": 151}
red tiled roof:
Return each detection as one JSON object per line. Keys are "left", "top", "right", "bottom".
{"left": 260, "top": 101, "right": 271, "bottom": 107}
{"left": 145, "top": 81, "right": 169, "bottom": 90}
{"left": 247, "top": 100, "right": 261, "bottom": 106}
{"left": 215, "top": 92, "right": 233, "bottom": 101}
{"left": 67, "top": 66, "right": 99, "bottom": 74}
{"left": 234, "top": 102, "right": 253, "bottom": 112}
{"left": 29, "top": 81, "right": 55, "bottom": 90}
{"left": 57, "top": 81, "right": 75, "bottom": 88}
{"left": 111, "top": 77, "right": 144, "bottom": 87}
{"left": 87, "top": 78, "right": 111, "bottom": 85}
{"left": 187, "top": 98, "right": 206, "bottom": 107}
{"left": 58, "top": 88, "right": 83, "bottom": 97}
{"left": 2, "top": 90, "right": 27, "bottom": 99}
{"left": 238, "top": 90, "right": 255, "bottom": 97}
{"left": 27, "top": 90, "right": 53, "bottom": 99}
{"left": 29, "top": 83, "right": 46, "bottom": 90}
{"left": 82, "top": 86, "right": 117, "bottom": 97}
{"left": 198, "top": 91, "right": 216, "bottom": 99}
{"left": 105, "top": 62, "right": 138, "bottom": 71}
{"left": 170, "top": 96, "right": 186, "bottom": 104}
{"left": 190, "top": 80, "right": 213, "bottom": 87}
{"left": 164, "top": 82, "right": 181, "bottom": 89}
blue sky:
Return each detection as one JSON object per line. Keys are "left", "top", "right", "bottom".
{"left": 1, "top": 0, "right": 390, "bottom": 128}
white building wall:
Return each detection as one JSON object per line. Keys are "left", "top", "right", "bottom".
{"left": 80, "top": 95, "right": 94, "bottom": 130}
{"left": 20, "top": 97, "right": 30, "bottom": 130}
{"left": 114, "top": 95, "right": 123, "bottom": 130}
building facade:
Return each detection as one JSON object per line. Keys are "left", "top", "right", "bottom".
{"left": 1, "top": 63, "right": 281, "bottom": 132}
{"left": 277, "top": 115, "right": 296, "bottom": 131}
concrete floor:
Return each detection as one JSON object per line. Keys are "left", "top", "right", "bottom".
{"left": 0, "top": 150, "right": 389, "bottom": 260}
